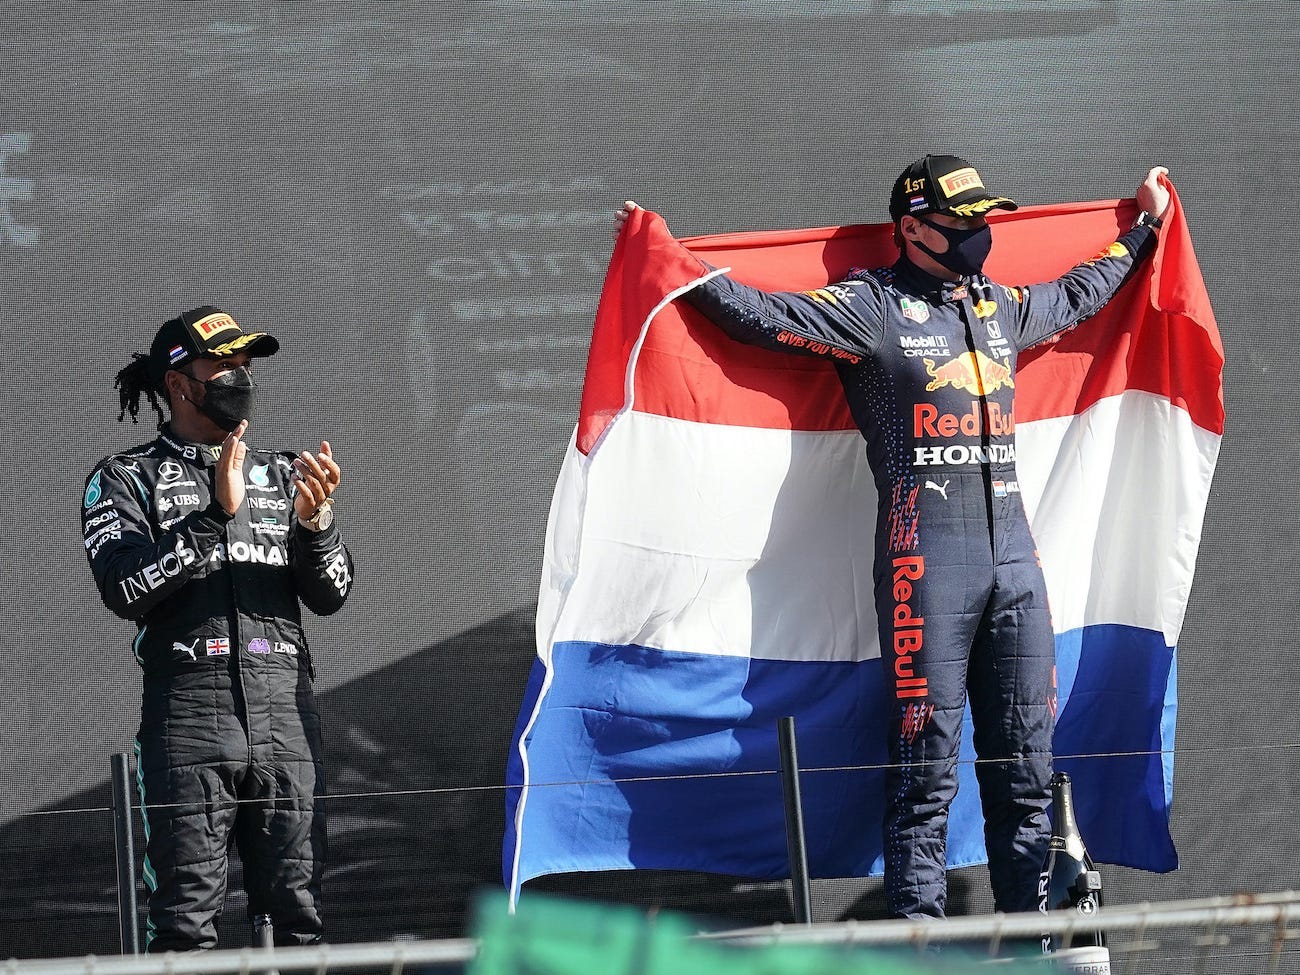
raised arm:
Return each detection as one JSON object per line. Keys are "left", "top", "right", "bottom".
{"left": 83, "top": 460, "right": 230, "bottom": 620}
{"left": 1012, "top": 167, "right": 1171, "bottom": 349}
{"left": 616, "top": 201, "right": 886, "bottom": 364}
{"left": 287, "top": 441, "right": 353, "bottom": 615}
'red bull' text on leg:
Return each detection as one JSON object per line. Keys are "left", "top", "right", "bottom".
{"left": 892, "top": 555, "right": 926, "bottom": 699}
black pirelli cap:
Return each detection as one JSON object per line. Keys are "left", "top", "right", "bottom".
{"left": 889, "top": 154, "right": 1019, "bottom": 221}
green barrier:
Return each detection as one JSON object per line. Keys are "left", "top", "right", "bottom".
{"left": 470, "top": 892, "right": 1043, "bottom": 975}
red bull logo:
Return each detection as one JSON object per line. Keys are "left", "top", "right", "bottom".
{"left": 892, "top": 556, "right": 927, "bottom": 700}
{"left": 923, "top": 350, "right": 1014, "bottom": 393}
{"left": 914, "top": 401, "right": 1015, "bottom": 438}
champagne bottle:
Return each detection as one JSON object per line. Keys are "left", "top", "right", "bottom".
{"left": 1038, "top": 772, "right": 1111, "bottom": 973}
{"left": 253, "top": 912, "right": 274, "bottom": 948}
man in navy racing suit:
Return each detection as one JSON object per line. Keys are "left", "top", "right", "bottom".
{"left": 83, "top": 307, "right": 353, "bottom": 950}
{"left": 614, "top": 156, "right": 1170, "bottom": 920}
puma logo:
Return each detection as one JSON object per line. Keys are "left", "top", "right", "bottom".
{"left": 173, "top": 640, "right": 199, "bottom": 662}
{"left": 925, "top": 479, "right": 950, "bottom": 500}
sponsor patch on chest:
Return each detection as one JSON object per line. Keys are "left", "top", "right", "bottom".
{"left": 899, "top": 297, "right": 931, "bottom": 324}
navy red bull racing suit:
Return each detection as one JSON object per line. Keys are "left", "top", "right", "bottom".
{"left": 82, "top": 426, "right": 353, "bottom": 950}
{"left": 676, "top": 223, "right": 1155, "bottom": 919}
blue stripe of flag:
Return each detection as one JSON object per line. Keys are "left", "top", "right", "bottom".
{"left": 506, "top": 624, "right": 1176, "bottom": 888}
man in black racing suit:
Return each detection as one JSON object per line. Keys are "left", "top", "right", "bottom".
{"left": 83, "top": 306, "right": 353, "bottom": 950}
{"left": 615, "top": 156, "right": 1170, "bottom": 920}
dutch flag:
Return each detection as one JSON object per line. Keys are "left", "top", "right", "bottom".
{"left": 506, "top": 189, "right": 1223, "bottom": 902}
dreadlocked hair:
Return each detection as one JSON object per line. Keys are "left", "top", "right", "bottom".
{"left": 115, "top": 354, "right": 166, "bottom": 425}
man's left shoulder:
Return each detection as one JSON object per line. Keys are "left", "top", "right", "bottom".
{"left": 842, "top": 265, "right": 894, "bottom": 287}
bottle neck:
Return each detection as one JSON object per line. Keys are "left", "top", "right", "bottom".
{"left": 1050, "top": 773, "right": 1088, "bottom": 860}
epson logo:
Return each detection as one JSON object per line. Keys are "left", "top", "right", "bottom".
{"left": 84, "top": 510, "right": 118, "bottom": 530}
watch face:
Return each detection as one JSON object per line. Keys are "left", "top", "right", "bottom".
{"left": 311, "top": 506, "right": 333, "bottom": 530}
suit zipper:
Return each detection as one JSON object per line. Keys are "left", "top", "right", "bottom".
{"left": 959, "top": 297, "right": 997, "bottom": 557}
{"left": 218, "top": 470, "right": 254, "bottom": 768}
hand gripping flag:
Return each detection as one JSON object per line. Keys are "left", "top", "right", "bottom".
{"left": 505, "top": 186, "right": 1223, "bottom": 901}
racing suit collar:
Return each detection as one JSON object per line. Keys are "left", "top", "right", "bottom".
{"left": 158, "top": 424, "right": 225, "bottom": 467}
{"left": 891, "top": 254, "right": 973, "bottom": 303}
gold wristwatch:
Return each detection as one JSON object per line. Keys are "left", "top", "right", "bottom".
{"left": 301, "top": 498, "right": 334, "bottom": 532}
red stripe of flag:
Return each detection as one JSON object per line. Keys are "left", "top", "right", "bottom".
{"left": 578, "top": 190, "right": 1222, "bottom": 455}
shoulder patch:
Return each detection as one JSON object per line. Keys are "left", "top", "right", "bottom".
{"left": 802, "top": 284, "right": 856, "bottom": 306}
{"left": 83, "top": 470, "right": 103, "bottom": 508}
{"left": 1086, "top": 241, "right": 1129, "bottom": 264}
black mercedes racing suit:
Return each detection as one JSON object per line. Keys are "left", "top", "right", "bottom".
{"left": 82, "top": 425, "right": 353, "bottom": 950}
{"left": 678, "top": 225, "right": 1155, "bottom": 919}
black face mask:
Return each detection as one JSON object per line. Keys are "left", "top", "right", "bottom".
{"left": 190, "top": 367, "right": 256, "bottom": 432}
{"left": 913, "top": 216, "right": 993, "bottom": 278}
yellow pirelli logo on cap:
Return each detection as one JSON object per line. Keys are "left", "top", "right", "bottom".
{"left": 192, "top": 312, "right": 239, "bottom": 340}
{"left": 939, "top": 167, "right": 984, "bottom": 197}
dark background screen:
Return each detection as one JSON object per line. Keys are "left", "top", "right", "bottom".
{"left": 1, "top": 2, "right": 1296, "bottom": 969}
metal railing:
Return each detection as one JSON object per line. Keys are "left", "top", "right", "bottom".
{"left": 1, "top": 940, "right": 477, "bottom": 975}
{"left": 4, "top": 892, "right": 1298, "bottom": 975}
{"left": 705, "top": 891, "right": 1300, "bottom": 973}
